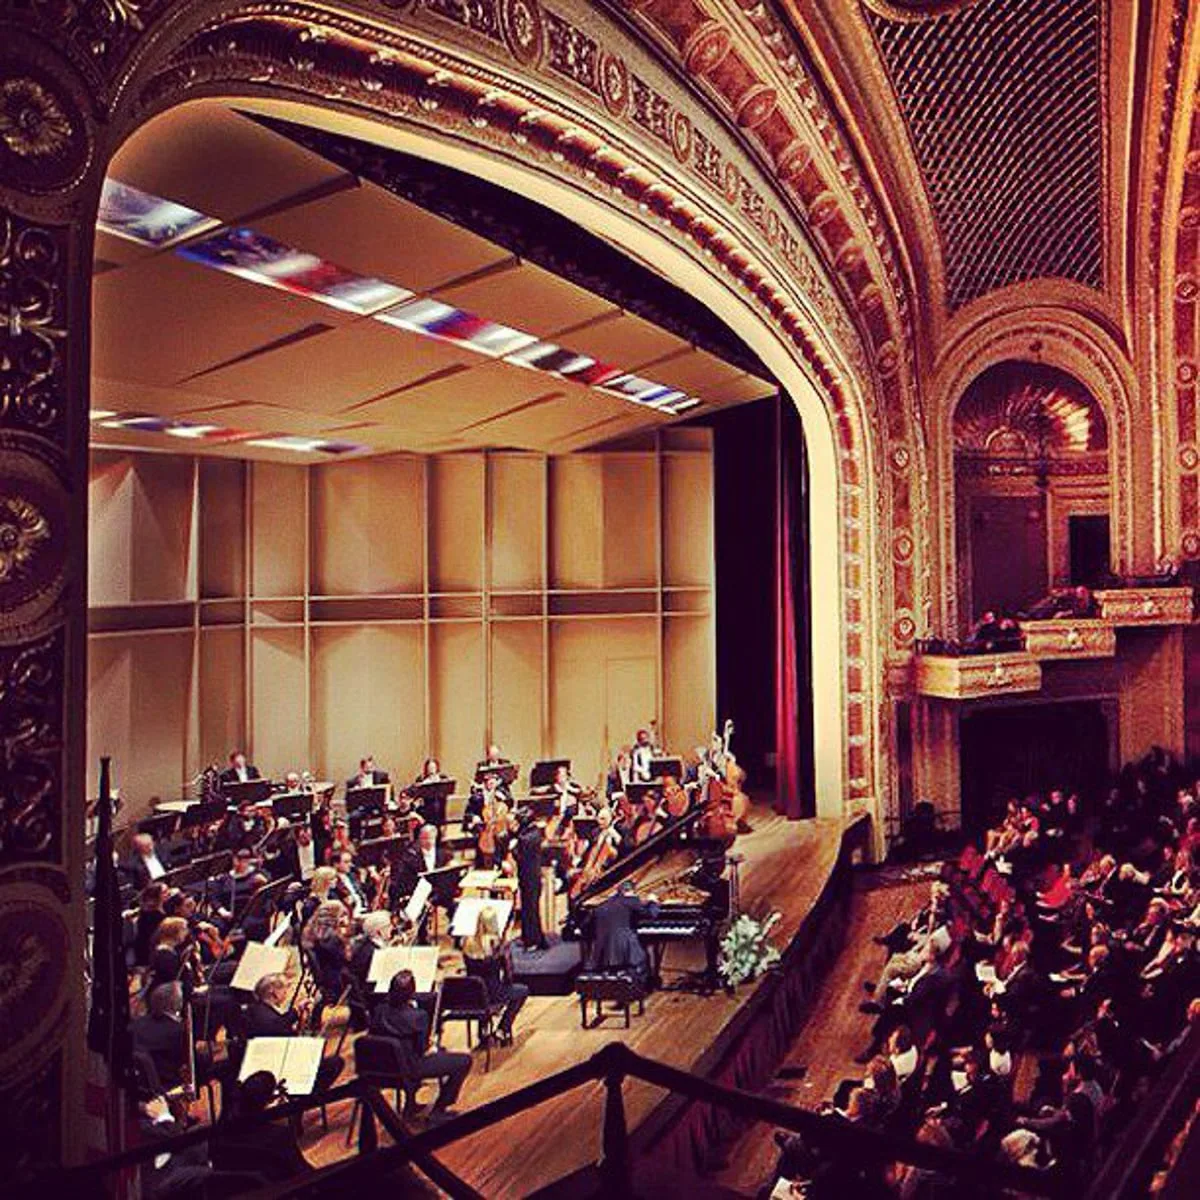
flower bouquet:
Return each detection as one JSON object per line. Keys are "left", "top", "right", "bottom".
{"left": 718, "top": 909, "right": 782, "bottom": 987}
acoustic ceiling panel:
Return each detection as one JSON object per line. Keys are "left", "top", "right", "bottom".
{"left": 435, "top": 259, "right": 619, "bottom": 339}
{"left": 108, "top": 103, "right": 348, "bottom": 225}
{"left": 550, "top": 310, "right": 690, "bottom": 372}
{"left": 865, "top": 0, "right": 1104, "bottom": 309}
{"left": 180, "top": 321, "right": 477, "bottom": 415}
{"left": 92, "top": 254, "right": 352, "bottom": 386}
{"left": 251, "top": 179, "right": 512, "bottom": 295}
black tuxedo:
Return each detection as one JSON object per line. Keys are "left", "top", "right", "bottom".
{"left": 394, "top": 843, "right": 454, "bottom": 907}
{"left": 369, "top": 999, "right": 470, "bottom": 1107}
{"left": 123, "top": 851, "right": 169, "bottom": 893}
{"left": 244, "top": 999, "right": 298, "bottom": 1038}
{"left": 588, "top": 892, "right": 658, "bottom": 977}
{"left": 130, "top": 1012, "right": 187, "bottom": 1089}
{"left": 219, "top": 764, "right": 261, "bottom": 785}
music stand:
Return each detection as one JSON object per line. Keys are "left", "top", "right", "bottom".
{"left": 529, "top": 760, "right": 571, "bottom": 790}
{"left": 345, "top": 784, "right": 390, "bottom": 816}
{"left": 648, "top": 756, "right": 684, "bottom": 781}
{"left": 181, "top": 801, "right": 227, "bottom": 830}
{"left": 137, "top": 811, "right": 179, "bottom": 841}
{"left": 625, "top": 782, "right": 662, "bottom": 808}
{"left": 223, "top": 779, "right": 273, "bottom": 807}
{"left": 474, "top": 762, "right": 519, "bottom": 788}
{"left": 270, "top": 791, "right": 312, "bottom": 822}
{"left": 409, "top": 779, "right": 455, "bottom": 827}
{"left": 357, "top": 834, "right": 408, "bottom": 870}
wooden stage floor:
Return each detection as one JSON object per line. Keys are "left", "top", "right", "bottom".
{"left": 303, "top": 806, "right": 846, "bottom": 1197}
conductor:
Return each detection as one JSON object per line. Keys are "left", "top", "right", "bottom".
{"left": 587, "top": 879, "right": 659, "bottom": 986}
{"left": 515, "top": 813, "right": 548, "bottom": 951}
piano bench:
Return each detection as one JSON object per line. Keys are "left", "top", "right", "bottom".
{"left": 575, "top": 971, "right": 647, "bottom": 1029}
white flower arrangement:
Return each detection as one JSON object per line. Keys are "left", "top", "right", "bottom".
{"left": 718, "top": 910, "right": 782, "bottom": 987}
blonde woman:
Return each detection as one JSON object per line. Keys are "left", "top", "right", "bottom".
{"left": 462, "top": 905, "right": 528, "bottom": 1045}
{"left": 299, "top": 865, "right": 338, "bottom": 925}
{"left": 302, "top": 899, "right": 353, "bottom": 1010}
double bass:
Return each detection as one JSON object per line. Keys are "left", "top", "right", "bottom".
{"left": 699, "top": 719, "right": 747, "bottom": 845}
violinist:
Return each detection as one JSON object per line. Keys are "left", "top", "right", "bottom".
{"left": 548, "top": 763, "right": 584, "bottom": 821}
{"left": 214, "top": 847, "right": 262, "bottom": 932}
{"left": 133, "top": 881, "right": 169, "bottom": 967}
{"left": 244, "top": 974, "right": 345, "bottom": 1093}
{"left": 276, "top": 820, "right": 317, "bottom": 883}
{"left": 301, "top": 900, "right": 354, "bottom": 1014}
{"left": 124, "top": 832, "right": 169, "bottom": 891}
{"left": 553, "top": 814, "right": 588, "bottom": 894}
{"left": 332, "top": 848, "right": 370, "bottom": 916}
{"left": 395, "top": 825, "right": 456, "bottom": 933}
{"left": 349, "top": 910, "right": 396, "bottom": 992}
{"left": 348, "top": 755, "right": 390, "bottom": 790}
{"left": 216, "top": 799, "right": 271, "bottom": 852}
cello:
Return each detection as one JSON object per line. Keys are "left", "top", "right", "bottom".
{"left": 699, "top": 719, "right": 741, "bottom": 846}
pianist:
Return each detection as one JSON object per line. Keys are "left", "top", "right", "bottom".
{"left": 587, "top": 879, "right": 659, "bottom": 985}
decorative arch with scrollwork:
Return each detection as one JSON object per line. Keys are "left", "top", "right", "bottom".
{"left": 0, "top": 0, "right": 941, "bottom": 1163}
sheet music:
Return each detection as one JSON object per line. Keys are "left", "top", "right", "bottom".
{"left": 451, "top": 896, "right": 513, "bottom": 938}
{"left": 459, "top": 869, "right": 500, "bottom": 892}
{"left": 974, "top": 963, "right": 998, "bottom": 985}
{"left": 404, "top": 877, "right": 432, "bottom": 926}
{"left": 237, "top": 1036, "right": 325, "bottom": 1095}
{"left": 368, "top": 945, "right": 439, "bottom": 994}
{"left": 230, "top": 942, "right": 290, "bottom": 991}
{"left": 264, "top": 919, "right": 291, "bottom": 949}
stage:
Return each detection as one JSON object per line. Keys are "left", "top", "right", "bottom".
{"left": 305, "top": 806, "right": 857, "bottom": 1196}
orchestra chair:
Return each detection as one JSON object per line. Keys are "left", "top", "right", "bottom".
{"left": 436, "top": 975, "right": 501, "bottom": 1071}
{"left": 575, "top": 970, "right": 647, "bottom": 1030}
{"left": 344, "top": 1035, "right": 425, "bottom": 1145}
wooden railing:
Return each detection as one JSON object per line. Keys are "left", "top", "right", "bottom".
{"left": 58, "top": 1041, "right": 1070, "bottom": 1198}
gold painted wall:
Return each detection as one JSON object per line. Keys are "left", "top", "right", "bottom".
{"left": 87, "top": 433, "right": 716, "bottom": 817}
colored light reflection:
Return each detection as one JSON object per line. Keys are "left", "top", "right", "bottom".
{"left": 98, "top": 179, "right": 219, "bottom": 247}
{"left": 100, "top": 177, "right": 710, "bottom": 419}
{"left": 178, "top": 227, "right": 410, "bottom": 315}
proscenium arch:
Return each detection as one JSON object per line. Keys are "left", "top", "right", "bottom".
{"left": 100, "top": 85, "right": 865, "bottom": 817}
{"left": 930, "top": 311, "right": 1139, "bottom": 632}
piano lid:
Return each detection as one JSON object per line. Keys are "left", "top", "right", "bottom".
{"left": 567, "top": 804, "right": 707, "bottom": 911}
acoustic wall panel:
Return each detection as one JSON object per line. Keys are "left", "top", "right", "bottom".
{"left": 664, "top": 615, "right": 715, "bottom": 758}
{"left": 548, "top": 456, "right": 603, "bottom": 589}
{"left": 311, "top": 454, "right": 424, "bottom": 595}
{"left": 250, "top": 461, "right": 306, "bottom": 597}
{"left": 251, "top": 628, "right": 307, "bottom": 777}
{"left": 603, "top": 456, "right": 657, "bottom": 589}
{"left": 87, "top": 632, "right": 194, "bottom": 817}
{"left": 430, "top": 623, "right": 485, "bottom": 786}
{"left": 311, "top": 625, "right": 425, "bottom": 784}
{"left": 198, "top": 627, "right": 245, "bottom": 768}
{"left": 488, "top": 454, "right": 544, "bottom": 592}
{"left": 550, "top": 618, "right": 657, "bottom": 785}
{"left": 428, "top": 455, "right": 483, "bottom": 592}
{"left": 199, "top": 458, "right": 245, "bottom": 599}
{"left": 662, "top": 453, "right": 714, "bottom": 589}
{"left": 89, "top": 449, "right": 196, "bottom": 604}
{"left": 490, "top": 622, "right": 544, "bottom": 785}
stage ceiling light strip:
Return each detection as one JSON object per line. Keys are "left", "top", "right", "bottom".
{"left": 97, "top": 179, "right": 706, "bottom": 419}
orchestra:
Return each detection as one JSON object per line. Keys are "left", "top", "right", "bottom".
{"left": 104, "top": 720, "right": 746, "bottom": 1143}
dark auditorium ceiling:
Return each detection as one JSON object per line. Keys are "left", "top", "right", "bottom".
{"left": 863, "top": 0, "right": 1105, "bottom": 310}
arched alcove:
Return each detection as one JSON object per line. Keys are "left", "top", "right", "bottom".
{"left": 952, "top": 361, "right": 1109, "bottom": 627}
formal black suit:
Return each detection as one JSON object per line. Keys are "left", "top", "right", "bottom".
{"left": 587, "top": 891, "right": 659, "bottom": 980}
{"left": 369, "top": 999, "right": 470, "bottom": 1108}
{"left": 393, "top": 842, "right": 454, "bottom": 908}
{"left": 130, "top": 1012, "right": 187, "bottom": 1090}
{"left": 219, "top": 764, "right": 261, "bottom": 785}
{"left": 123, "top": 850, "right": 169, "bottom": 893}
{"left": 515, "top": 824, "right": 547, "bottom": 950}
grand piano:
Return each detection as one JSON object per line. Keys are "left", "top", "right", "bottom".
{"left": 561, "top": 805, "right": 732, "bottom": 989}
